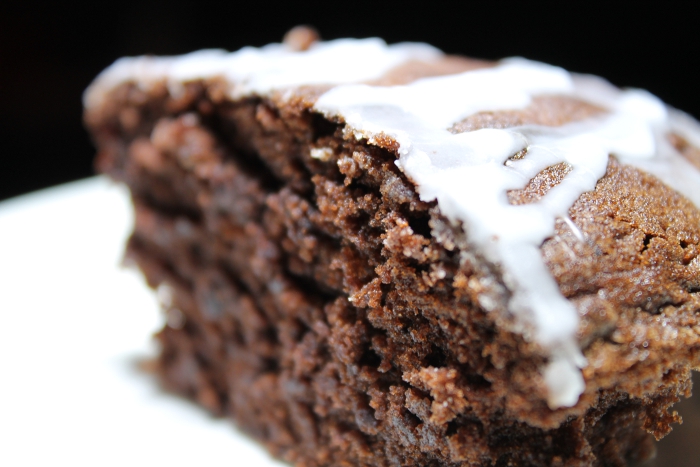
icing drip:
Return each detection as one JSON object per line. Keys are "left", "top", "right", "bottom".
{"left": 84, "top": 38, "right": 700, "bottom": 409}
{"left": 315, "top": 59, "right": 688, "bottom": 408}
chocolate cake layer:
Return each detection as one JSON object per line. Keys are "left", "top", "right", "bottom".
{"left": 85, "top": 35, "right": 700, "bottom": 466}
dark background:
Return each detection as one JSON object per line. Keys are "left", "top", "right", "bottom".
{"left": 2, "top": 1, "right": 700, "bottom": 201}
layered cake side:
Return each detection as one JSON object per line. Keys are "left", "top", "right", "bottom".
{"left": 84, "top": 33, "right": 700, "bottom": 466}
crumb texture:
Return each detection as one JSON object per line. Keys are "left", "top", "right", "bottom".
{"left": 86, "top": 77, "right": 700, "bottom": 466}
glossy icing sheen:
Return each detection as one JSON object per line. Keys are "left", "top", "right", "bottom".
{"left": 85, "top": 38, "right": 700, "bottom": 409}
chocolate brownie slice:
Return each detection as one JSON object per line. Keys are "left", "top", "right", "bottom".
{"left": 85, "top": 29, "right": 700, "bottom": 466}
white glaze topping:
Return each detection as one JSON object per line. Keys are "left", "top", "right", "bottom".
{"left": 85, "top": 38, "right": 700, "bottom": 409}
{"left": 83, "top": 38, "right": 441, "bottom": 109}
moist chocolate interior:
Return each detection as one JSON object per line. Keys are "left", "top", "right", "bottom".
{"left": 85, "top": 68, "right": 700, "bottom": 467}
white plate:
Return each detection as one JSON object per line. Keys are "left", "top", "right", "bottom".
{"left": 0, "top": 177, "right": 287, "bottom": 467}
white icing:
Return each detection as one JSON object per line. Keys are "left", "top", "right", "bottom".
{"left": 85, "top": 38, "right": 700, "bottom": 409}
{"left": 83, "top": 38, "right": 441, "bottom": 109}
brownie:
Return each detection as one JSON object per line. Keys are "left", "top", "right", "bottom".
{"left": 84, "top": 28, "right": 700, "bottom": 466}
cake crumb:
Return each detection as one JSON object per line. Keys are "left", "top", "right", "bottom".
{"left": 283, "top": 25, "right": 319, "bottom": 52}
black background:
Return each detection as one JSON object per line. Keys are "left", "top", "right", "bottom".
{"left": 2, "top": 1, "right": 700, "bottom": 201}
